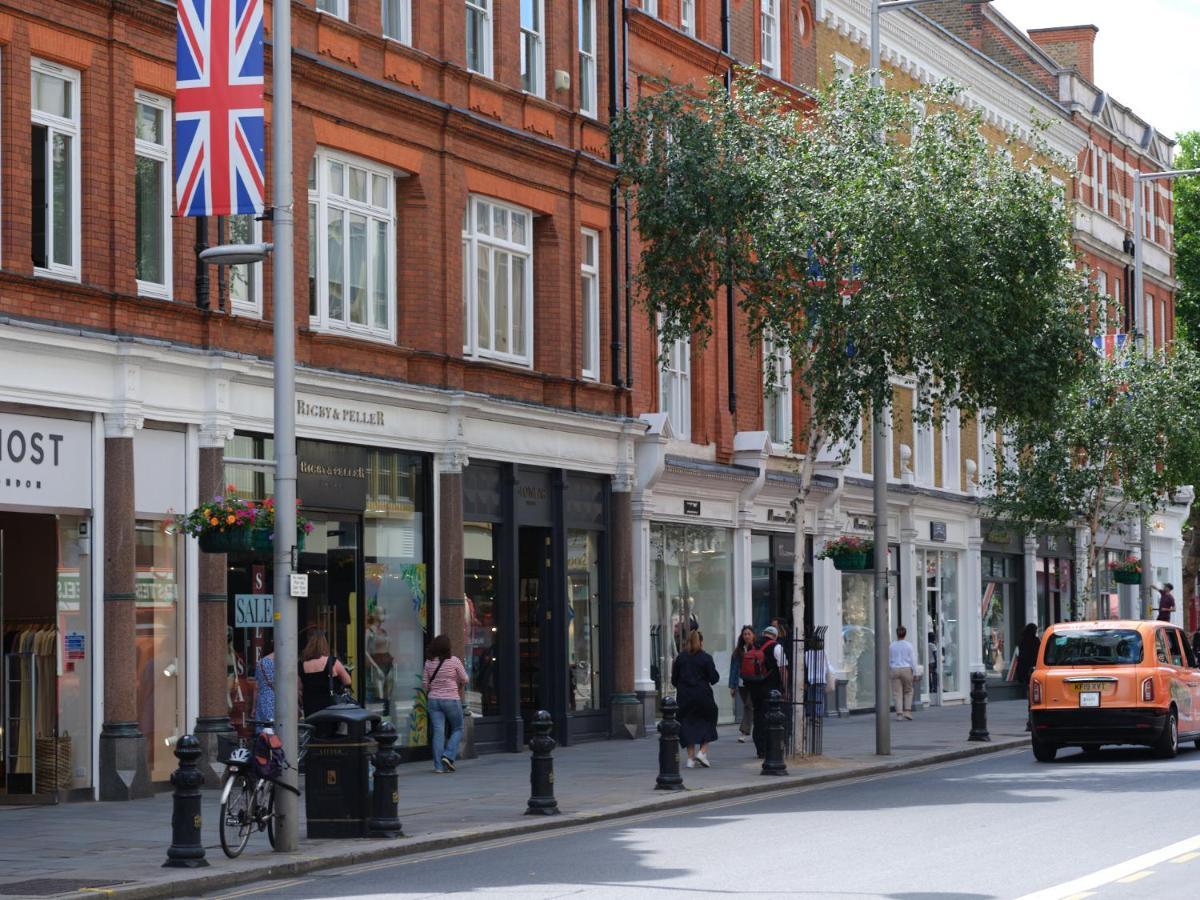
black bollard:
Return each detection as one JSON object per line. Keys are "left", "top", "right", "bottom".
{"left": 761, "top": 690, "right": 789, "bottom": 776}
{"left": 968, "top": 671, "right": 991, "bottom": 742}
{"left": 526, "top": 710, "right": 560, "bottom": 815}
{"left": 368, "top": 721, "right": 404, "bottom": 838}
{"left": 655, "top": 696, "right": 684, "bottom": 791}
{"left": 164, "top": 735, "right": 209, "bottom": 868}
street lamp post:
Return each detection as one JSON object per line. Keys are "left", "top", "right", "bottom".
{"left": 1132, "top": 167, "right": 1200, "bottom": 622}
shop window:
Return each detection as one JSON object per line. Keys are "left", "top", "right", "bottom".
{"left": 134, "top": 93, "right": 172, "bottom": 298}
{"left": 307, "top": 150, "right": 396, "bottom": 341}
{"left": 918, "top": 549, "right": 959, "bottom": 698}
{"left": 464, "top": 522, "right": 500, "bottom": 718}
{"left": 760, "top": 0, "right": 781, "bottom": 78}
{"left": 520, "top": 0, "right": 545, "bottom": 96}
{"left": 32, "top": 59, "right": 81, "bottom": 281}
{"left": 226, "top": 213, "right": 262, "bottom": 317}
{"left": 581, "top": 229, "right": 600, "bottom": 381}
{"left": 466, "top": 0, "right": 493, "bottom": 76}
{"left": 658, "top": 327, "right": 691, "bottom": 440}
{"left": 223, "top": 433, "right": 275, "bottom": 500}
{"left": 579, "top": 0, "right": 598, "bottom": 117}
{"left": 567, "top": 530, "right": 602, "bottom": 711}
{"left": 382, "top": 0, "right": 412, "bottom": 44}
{"left": 763, "top": 335, "right": 792, "bottom": 447}
{"left": 461, "top": 196, "right": 534, "bottom": 367}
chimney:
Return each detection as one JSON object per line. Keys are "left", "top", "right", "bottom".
{"left": 1027, "top": 25, "right": 1098, "bottom": 82}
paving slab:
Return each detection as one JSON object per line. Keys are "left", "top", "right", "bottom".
{"left": 0, "top": 700, "right": 1030, "bottom": 899}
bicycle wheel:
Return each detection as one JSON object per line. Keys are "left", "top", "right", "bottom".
{"left": 264, "top": 782, "right": 277, "bottom": 849}
{"left": 220, "top": 773, "right": 254, "bottom": 858}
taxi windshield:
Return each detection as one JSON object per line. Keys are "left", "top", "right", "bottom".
{"left": 1043, "top": 629, "right": 1144, "bottom": 666}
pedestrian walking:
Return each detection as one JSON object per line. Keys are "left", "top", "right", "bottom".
{"left": 251, "top": 637, "right": 276, "bottom": 730}
{"left": 729, "top": 625, "right": 756, "bottom": 743}
{"left": 1153, "top": 583, "right": 1176, "bottom": 622}
{"left": 744, "top": 625, "right": 787, "bottom": 759}
{"left": 672, "top": 630, "right": 720, "bottom": 768}
{"left": 423, "top": 634, "right": 469, "bottom": 774}
{"left": 1013, "top": 623, "right": 1041, "bottom": 686}
{"left": 300, "top": 629, "right": 352, "bottom": 716}
{"left": 889, "top": 626, "right": 917, "bottom": 721}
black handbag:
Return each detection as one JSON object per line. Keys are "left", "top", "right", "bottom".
{"left": 327, "top": 655, "right": 358, "bottom": 706}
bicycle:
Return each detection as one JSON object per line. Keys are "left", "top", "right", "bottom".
{"left": 218, "top": 721, "right": 311, "bottom": 858}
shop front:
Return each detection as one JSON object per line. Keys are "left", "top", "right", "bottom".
{"left": 751, "top": 532, "right": 813, "bottom": 637}
{"left": 1, "top": 410, "right": 96, "bottom": 801}
{"left": 980, "top": 523, "right": 1024, "bottom": 696}
{"left": 463, "top": 462, "right": 611, "bottom": 752}
{"left": 1036, "top": 532, "right": 1076, "bottom": 627}
{"left": 222, "top": 434, "right": 434, "bottom": 760}
{"left": 839, "top": 543, "right": 900, "bottom": 712}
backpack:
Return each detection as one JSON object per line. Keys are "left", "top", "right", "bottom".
{"left": 252, "top": 728, "right": 286, "bottom": 780}
{"left": 740, "top": 639, "right": 777, "bottom": 683}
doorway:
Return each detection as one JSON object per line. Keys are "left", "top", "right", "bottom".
{"left": 298, "top": 516, "right": 362, "bottom": 697}
{"left": 518, "top": 527, "right": 553, "bottom": 738}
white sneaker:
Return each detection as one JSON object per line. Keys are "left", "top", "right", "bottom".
{"left": 737, "top": 735, "right": 747, "bottom": 743}
{"left": 696, "top": 752, "right": 711, "bottom": 768}
{"left": 685, "top": 758, "right": 696, "bottom": 768}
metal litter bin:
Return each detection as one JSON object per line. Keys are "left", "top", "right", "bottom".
{"left": 303, "top": 704, "right": 381, "bottom": 838}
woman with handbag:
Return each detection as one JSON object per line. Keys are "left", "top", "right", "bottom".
{"left": 423, "top": 634, "right": 469, "bottom": 773}
{"left": 300, "top": 629, "right": 352, "bottom": 715}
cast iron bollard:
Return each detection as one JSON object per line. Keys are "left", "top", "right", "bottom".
{"left": 968, "top": 671, "right": 991, "bottom": 742}
{"left": 655, "top": 696, "right": 684, "bottom": 791}
{"left": 526, "top": 710, "right": 560, "bottom": 815}
{"left": 164, "top": 735, "right": 209, "bottom": 868}
{"left": 761, "top": 690, "right": 789, "bottom": 776}
{"left": 368, "top": 721, "right": 404, "bottom": 838}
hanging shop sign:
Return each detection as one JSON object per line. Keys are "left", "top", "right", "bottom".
{"left": 0, "top": 413, "right": 91, "bottom": 508}
{"left": 297, "top": 439, "right": 368, "bottom": 510}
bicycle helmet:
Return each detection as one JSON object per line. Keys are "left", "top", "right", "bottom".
{"left": 229, "top": 747, "right": 252, "bottom": 764}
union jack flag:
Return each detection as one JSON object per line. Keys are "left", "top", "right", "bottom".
{"left": 1092, "top": 332, "right": 1128, "bottom": 358}
{"left": 175, "top": 0, "right": 265, "bottom": 217}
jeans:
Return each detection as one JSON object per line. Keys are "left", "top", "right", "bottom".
{"left": 429, "top": 698, "right": 464, "bottom": 769}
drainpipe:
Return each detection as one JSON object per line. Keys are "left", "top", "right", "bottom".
{"left": 608, "top": 0, "right": 624, "bottom": 388}
{"left": 722, "top": 0, "right": 736, "bottom": 415}
{"left": 622, "top": 0, "right": 633, "bottom": 388}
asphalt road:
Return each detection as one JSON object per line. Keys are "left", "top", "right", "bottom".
{"left": 203, "top": 742, "right": 1200, "bottom": 900}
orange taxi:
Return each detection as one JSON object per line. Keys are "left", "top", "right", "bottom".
{"left": 1028, "top": 620, "right": 1200, "bottom": 762}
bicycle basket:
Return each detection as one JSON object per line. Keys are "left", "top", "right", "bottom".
{"left": 217, "top": 733, "right": 244, "bottom": 765}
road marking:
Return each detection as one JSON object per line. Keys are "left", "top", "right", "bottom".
{"left": 1116, "top": 870, "right": 1154, "bottom": 883}
{"left": 1171, "top": 851, "right": 1200, "bottom": 864}
{"left": 1016, "top": 833, "right": 1200, "bottom": 900}
{"left": 212, "top": 878, "right": 311, "bottom": 898}
{"left": 1058, "top": 893, "right": 1094, "bottom": 900}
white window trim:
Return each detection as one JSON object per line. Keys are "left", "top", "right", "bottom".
{"left": 834, "top": 52, "right": 854, "bottom": 82}
{"left": 316, "top": 0, "right": 349, "bottom": 20}
{"left": 134, "top": 92, "right": 173, "bottom": 300}
{"left": 658, "top": 323, "right": 691, "bottom": 441}
{"left": 32, "top": 58, "right": 82, "bottom": 283}
{"left": 227, "top": 215, "right": 263, "bottom": 318}
{"left": 680, "top": 0, "right": 695, "bottom": 35}
{"left": 581, "top": 228, "right": 600, "bottom": 381}
{"left": 579, "top": 0, "right": 598, "bottom": 118}
{"left": 1146, "top": 292, "right": 1155, "bottom": 350}
{"left": 466, "top": 0, "right": 493, "bottom": 77}
{"left": 763, "top": 336, "right": 792, "bottom": 450}
{"left": 307, "top": 148, "right": 397, "bottom": 343}
{"left": 520, "top": 0, "right": 545, "bottom": 96}
{"left": 761, "top": 0, "right": 781, "bottom": 78}
{"left": 382, "top": 0, "right": 412, "bottom": 45}
{"left": 462, "top": 195, "right": 535, "bottom": 368}
{"left": 643, "top": 0, "right": 659, "bottom": 15}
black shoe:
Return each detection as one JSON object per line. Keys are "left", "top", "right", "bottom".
{"left": 441, "top": 755, "right": 456, "bottom": 772}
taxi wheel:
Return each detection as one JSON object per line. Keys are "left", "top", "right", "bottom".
{"left": 1031, "top": 739, "right": 1057, "bottom": 763}
{"left": 1153, "top": 709, "right": 1179, "bottom": 760}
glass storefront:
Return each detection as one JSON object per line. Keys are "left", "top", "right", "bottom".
{"left": 463, "top": 522, "right": 499, "bottom": 718}
{"left": 1036, "top": 557, "right": 1073, "bottom": 628}
{"left": 566, "top": 530, "right": 601, "bottom": 712}
{"left": 840, "top": 547, "right": 900, "bottom": 712}
{"left": 1089, "top": 550, "right": 1122, "bottom": 620}
{"left": 651, "top": 523, "right": 734, "bottom": 721}
{"left": 919, "top": 549, "right": 960, "bottom": 698}
{"left": 981, "top": 553, "right": 1020, "bottom": 685}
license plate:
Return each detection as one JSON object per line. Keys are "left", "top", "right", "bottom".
{"left": 1071, "top": 682, "right": 1110, "bottom": 693}
{"left": 1079, "top": 692, "right": 1100, "bottom": 708}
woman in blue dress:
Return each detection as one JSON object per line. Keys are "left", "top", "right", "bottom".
{"left": 252, "top": 638, "right": 277, "bottom": 731}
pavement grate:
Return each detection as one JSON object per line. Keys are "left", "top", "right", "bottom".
{"left": 0, "top": 878, "right": 132, "bottom": 897}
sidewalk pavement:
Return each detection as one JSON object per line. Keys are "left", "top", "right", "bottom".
{"left": 0, "top": 700, "right": 1029, "bottom": 899}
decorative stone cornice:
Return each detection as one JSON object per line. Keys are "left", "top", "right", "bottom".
{"left": 103, "top": 411, "right": 144, "bottom": 439}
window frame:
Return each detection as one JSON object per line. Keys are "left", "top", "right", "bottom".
{"left": 1098, "top": 150, "right": 1108, "bottom": 217}
{"left": 680, "top": 0, "right": 695, "bottom": 35}
{"left": 520, "top": 0, "right": 545, "bottom": 96}
{"left": 315, "top": 0, "right": 349, "bottom": 20}
{"left": 643, "top": 0, "right": 659, "bottom": 15}
{"left": 307, "top": 149, "right": 397, "bottom": 343}
{"left": 466, "top": 0, "right": 493, "bottom": 77}
{"left": 461, "top": 195, "right": 536, "bottom": 368}
{"left": 761, "top": 0, "right": 781, "bottom": 78}
{"left": 382, "top": 0, "right": 412, "bottom": 44}
{"left": 579, "top": 0, "right": 598, "bottom": 118}
{"left": 134, "top": 91, "right": 173, "bottom": 300}
{"left": 658, "top": 323, "right": 691, "bottom": 440}
{"left": 31, "top": 58, "right": 82, "bottom": 282}
{"left": 762, "top": 334, "right": 792, "bottom": 449}
{"left": 581, "top": 228, "right": 600, "bottom": 381}
{"left": 1095, "top": 270, "right": 1108, "bottom": 333}
{"left": 226, "top": 213, "right": 263, "bottom": 318}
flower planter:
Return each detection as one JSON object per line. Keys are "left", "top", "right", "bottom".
{"left": 249, "top": 528, "right": 306, "bottom": 553}
{"left": 199, "top": 528, "right": 305, "bottom": 554}
{"left": 832, "top": 551, "right": 872, "bottom": 572}
{"left": 1113, "top": 570, "right": 1141, "bottom": 585}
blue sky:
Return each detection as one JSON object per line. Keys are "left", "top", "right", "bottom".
{"left": 991, "top": 0, "right": 1199, "bottom": 141}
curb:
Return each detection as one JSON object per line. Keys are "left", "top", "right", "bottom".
{"left": 64, "top": 736, "right": 1028, "bottom": 900}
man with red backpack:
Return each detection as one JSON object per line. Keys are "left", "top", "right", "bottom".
{"left": 742, "top": 625, "right": 788, "bottom": 758}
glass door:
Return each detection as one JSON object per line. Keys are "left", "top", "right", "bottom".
{"left": 518, "top": 527, "right": 551, "bottom": 734}
{"left": 921, "top": 549, "right": 960, "bottom": 704}
{"left": 299, "top": 517, "right": 362, "bottom": 697}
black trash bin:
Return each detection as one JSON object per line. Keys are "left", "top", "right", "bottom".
{"left": 303, "top": 704, "right": 381, "bottom": 839}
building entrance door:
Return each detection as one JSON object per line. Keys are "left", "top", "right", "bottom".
{"left": 518, "top": 527, "right": 553, "bottom": 738}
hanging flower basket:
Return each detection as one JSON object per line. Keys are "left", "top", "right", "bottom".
{"left": 198, "top": 529, "right": 253, "bottom": 554}
{"left": 831, "top": 551, "right": 873, "bottom": 572}
{"left": 174, "top": 488, "right": 313, "bottom": 555}
{"left": 1108, "top": 555, "right": 1142, "bottom": 585}
{"left": 1113, "top": 570, "right": 1141, "bottom": 585}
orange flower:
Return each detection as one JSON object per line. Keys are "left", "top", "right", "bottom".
{"left": 209, "top": 517, "right": 219, "bottom": 526}
{"left": 226, "top": 514, "right": 236, "bottom": 525}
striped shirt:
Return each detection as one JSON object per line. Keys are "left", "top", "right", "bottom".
{"left": 423, "top": 656, "right": 467, "bottom": 700}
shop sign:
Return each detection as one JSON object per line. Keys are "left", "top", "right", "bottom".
{"left": 683, "top": 500, "right": 702, "bottom": 517}
{"left": 930, "top": 521, "right": 947, "bottom": 542}
{"left": 296, "top": 398, "right": 386, "bottom": 428}
{"left": 235, "top": 593, "right": 274, "bottom": 628}
{"left": 298, "top": 439, "right": 368, "bottom": 510}
{"left": 0, "top": 413, "right": 91, "bottom": 509}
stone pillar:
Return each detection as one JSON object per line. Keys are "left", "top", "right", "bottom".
{"left": 99, "top": 416, "right": 152, "bottom": 800}
{"left": 610, "top": 481, "right": 644, "bottom": 738}
{"left": 193, "top": 435, "right": 236, "bottom": 787}
{"left": 898, "top": 516, "right": 920, "bottom": 706}
{"left": 438, "top": 453, "right": 474, "bottom": 756}
{"left": 1023, "top": 536, "right": 1039, "bottom": 629}
{"left": 965, "top": 521, "right": 985, "bottom": 681}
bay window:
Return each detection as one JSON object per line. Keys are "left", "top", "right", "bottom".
{"left": 462, "top": 196, "right": 534, "bottom": 366}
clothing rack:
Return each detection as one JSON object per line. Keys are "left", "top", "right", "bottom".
{"left": 4, "top": 623, "right": 57, "bottom": 794}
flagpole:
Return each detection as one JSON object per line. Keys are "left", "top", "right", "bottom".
{"left": 270, "top": 0, "right": 300, "bottom": 853}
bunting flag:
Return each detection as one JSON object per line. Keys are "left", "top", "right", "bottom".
{"left": 175, "top": 0, "right": 265, "bottom": 217}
